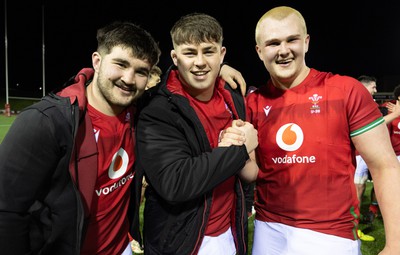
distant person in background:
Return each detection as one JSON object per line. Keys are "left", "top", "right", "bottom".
{"left": 129, "top": 65, "right": 163, "bottom": 254}
{"left": 381, "top": 84, "right": 400, "bottom": 136}
{"left": 234, "top": 6, "right": 400, "bottom": 254}
{"left": 146, "top": 65, "right": 162, "bottom": 90}
{"left": 141, "top": 65, "right": 163, "bottom": 202}
{"left": 358, "top": 75, "right": 377, "bottom": 95}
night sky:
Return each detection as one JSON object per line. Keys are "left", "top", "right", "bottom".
{"left": 1, "top": 0, "right": 399, "bottom": 99}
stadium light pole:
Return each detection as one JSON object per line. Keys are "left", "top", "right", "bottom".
{"left": 4, "top": 0, "right": 9, "bottom": 106}
{"left": 42, "top": 4, "right": 45, "bottom": 96}
{"left": 3, "top": 0, "right": 12, "bottom": 116}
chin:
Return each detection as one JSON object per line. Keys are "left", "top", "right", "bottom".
{"left": 114, "top": 96, "right": 134, "bottom": 107}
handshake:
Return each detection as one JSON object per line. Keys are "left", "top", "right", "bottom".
{"left": 218, "top": 119, "right": 258, "bottom": 153}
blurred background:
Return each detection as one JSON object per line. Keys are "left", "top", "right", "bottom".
{"left": 1, "top": 0, "right": 399, "bottom": 100}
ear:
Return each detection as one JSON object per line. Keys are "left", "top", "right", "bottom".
{"left": 170, "top": 50, "right": 178, "bottom": 66}
{"left": 92, "top": 52, "right": 101, "bottom": 71}
{"left": 304, "top": 34, "right": 310, "bottom": 54}
{"left": 219, "top": 46, "right": 227, "bottom": 65}
{"left": 255, "top": 45, "right": 263, "bottom": 61}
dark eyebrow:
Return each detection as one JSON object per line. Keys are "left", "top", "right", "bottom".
{"left": 113, "top": 57, "right": 129, "bottom": 64}
{"left": 137, "top": 67, "right": 150, "bottom": 76}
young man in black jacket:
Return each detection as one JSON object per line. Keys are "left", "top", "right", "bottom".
{"left": 135, "top": 13, "right": 258, "bottom": 255}
{"left": 0, "top": 21, "right": 161, "bottom": 255}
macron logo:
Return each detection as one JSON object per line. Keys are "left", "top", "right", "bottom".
{"left": 263, "top": 105, "right": 272, "bottom": 117}
{"left": 94, "top": 129, "right": 100, "bottom": 142}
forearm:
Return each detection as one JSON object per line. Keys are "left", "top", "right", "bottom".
{"left": 383, "top": 111, "right": 400, "bottom": 124}
{"left": 238, "top": 159, "right": 258, "bottom": 183}
{"left": 238, "top": 150, "right": 258, "bottom": 182}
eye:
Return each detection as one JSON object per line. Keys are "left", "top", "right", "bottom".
{"left": 115, "top": 61, "right": 126, "bottom": 68}
{"left": 183, "top": 52, "right": 196, "bottom": 57}
{"left": 265, "top": 39, "right": 281, "bottom": 47}
{"left": 204, "top": 49, "right": 216, "bottom": 56}
{"left": 136, "top": 72, "right": 147, "bottom": 77}
{"left": 135, "top": 68, "right": 149, "bottom": 77}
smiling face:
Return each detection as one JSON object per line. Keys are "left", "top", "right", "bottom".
{"left": 90, "top": 45, "right": 152, "bottom": 115}
{"left": 169, "top": 13, "right": 226, "bottom": 101}
{"left": 255, "top": 8, "right": 310, "bottom": 89}
{"left": 171, "top": 41, "right": 226, "bottom": 101}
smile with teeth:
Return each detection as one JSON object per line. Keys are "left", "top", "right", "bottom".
{"left": 193, "top": 71, "right": 208, "bottom": 76}
{"left": 277, "top": 59, "right": 291, "bottom": 64}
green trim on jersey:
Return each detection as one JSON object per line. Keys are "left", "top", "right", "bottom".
{"left": 350, "top": 117, "right": 384, "bottom": 137}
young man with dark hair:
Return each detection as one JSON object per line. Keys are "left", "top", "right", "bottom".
{"left": 135, "top": 13, "right": 258, "bottom": 255}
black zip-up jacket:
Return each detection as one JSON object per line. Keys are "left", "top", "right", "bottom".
{"left": 135, "top": 65, "right": 249, "bottom": 255}
{"left": 0, "top": 68, "right": 140, "bottom": 254}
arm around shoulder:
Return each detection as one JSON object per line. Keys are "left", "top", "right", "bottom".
{"left": 219, "top": 64, "right": 247, "bottom": 96}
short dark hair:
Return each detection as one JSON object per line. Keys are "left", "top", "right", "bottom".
{"left": 393, "top": 85, "right": 400, "bottom": 99}
{"left": 357, "top": 75, "right": 377, "bottom": 84}
{"left": 96, "top": 21, "right": 161, "bottom": 67}
{"left": 170, "top": 13, "right": 223, "bottom": 47}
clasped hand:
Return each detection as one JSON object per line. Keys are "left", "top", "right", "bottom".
{"left": 218, "top": 119, "right": 258, "bottom": 153}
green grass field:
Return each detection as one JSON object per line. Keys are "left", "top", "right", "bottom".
{"left": 359, "top": 182, "right": 385, "bottom": 254}
{"left": 0, "top": 114, "right": 16, "bottom": 143}
{"left": 0, "top": 102, "right": 385, "bottom": 255}
{"left": 0, "top": 97, "right": 38, "bottom": 142}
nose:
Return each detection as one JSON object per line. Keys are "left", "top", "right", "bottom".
{"left": 121, "top": 69, "right": 136, "bottom": 85}
{"left": 278, "top": 42, "right": 290, "bottom": 55}
{"left": 194, "top": 53, "right": 206, "bottom": 67}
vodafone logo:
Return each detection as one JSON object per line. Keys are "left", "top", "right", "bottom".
{"left": 276, "top": 123, "right": 304, "bottom": 152}
{"left": 273, "top": 123, "right": 316, "bottom": 164}
{"left": 108, "top": 148, "right": 129, "bottom": 179}
{"left": 95, "top": 148, "right": 133, "bottom": 197}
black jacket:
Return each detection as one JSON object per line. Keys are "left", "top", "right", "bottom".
{"left": 135, "top": 65, "right": 249, "bottom": 255}
{"left": 0, "top": 68, "right": 140, "bottom": 254}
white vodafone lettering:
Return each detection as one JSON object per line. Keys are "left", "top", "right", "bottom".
{"left": 95, "top": 172, "right": 134, "bottom": 196}
{"left": 271, "top": 154, "right": 316, "bottom": 164}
